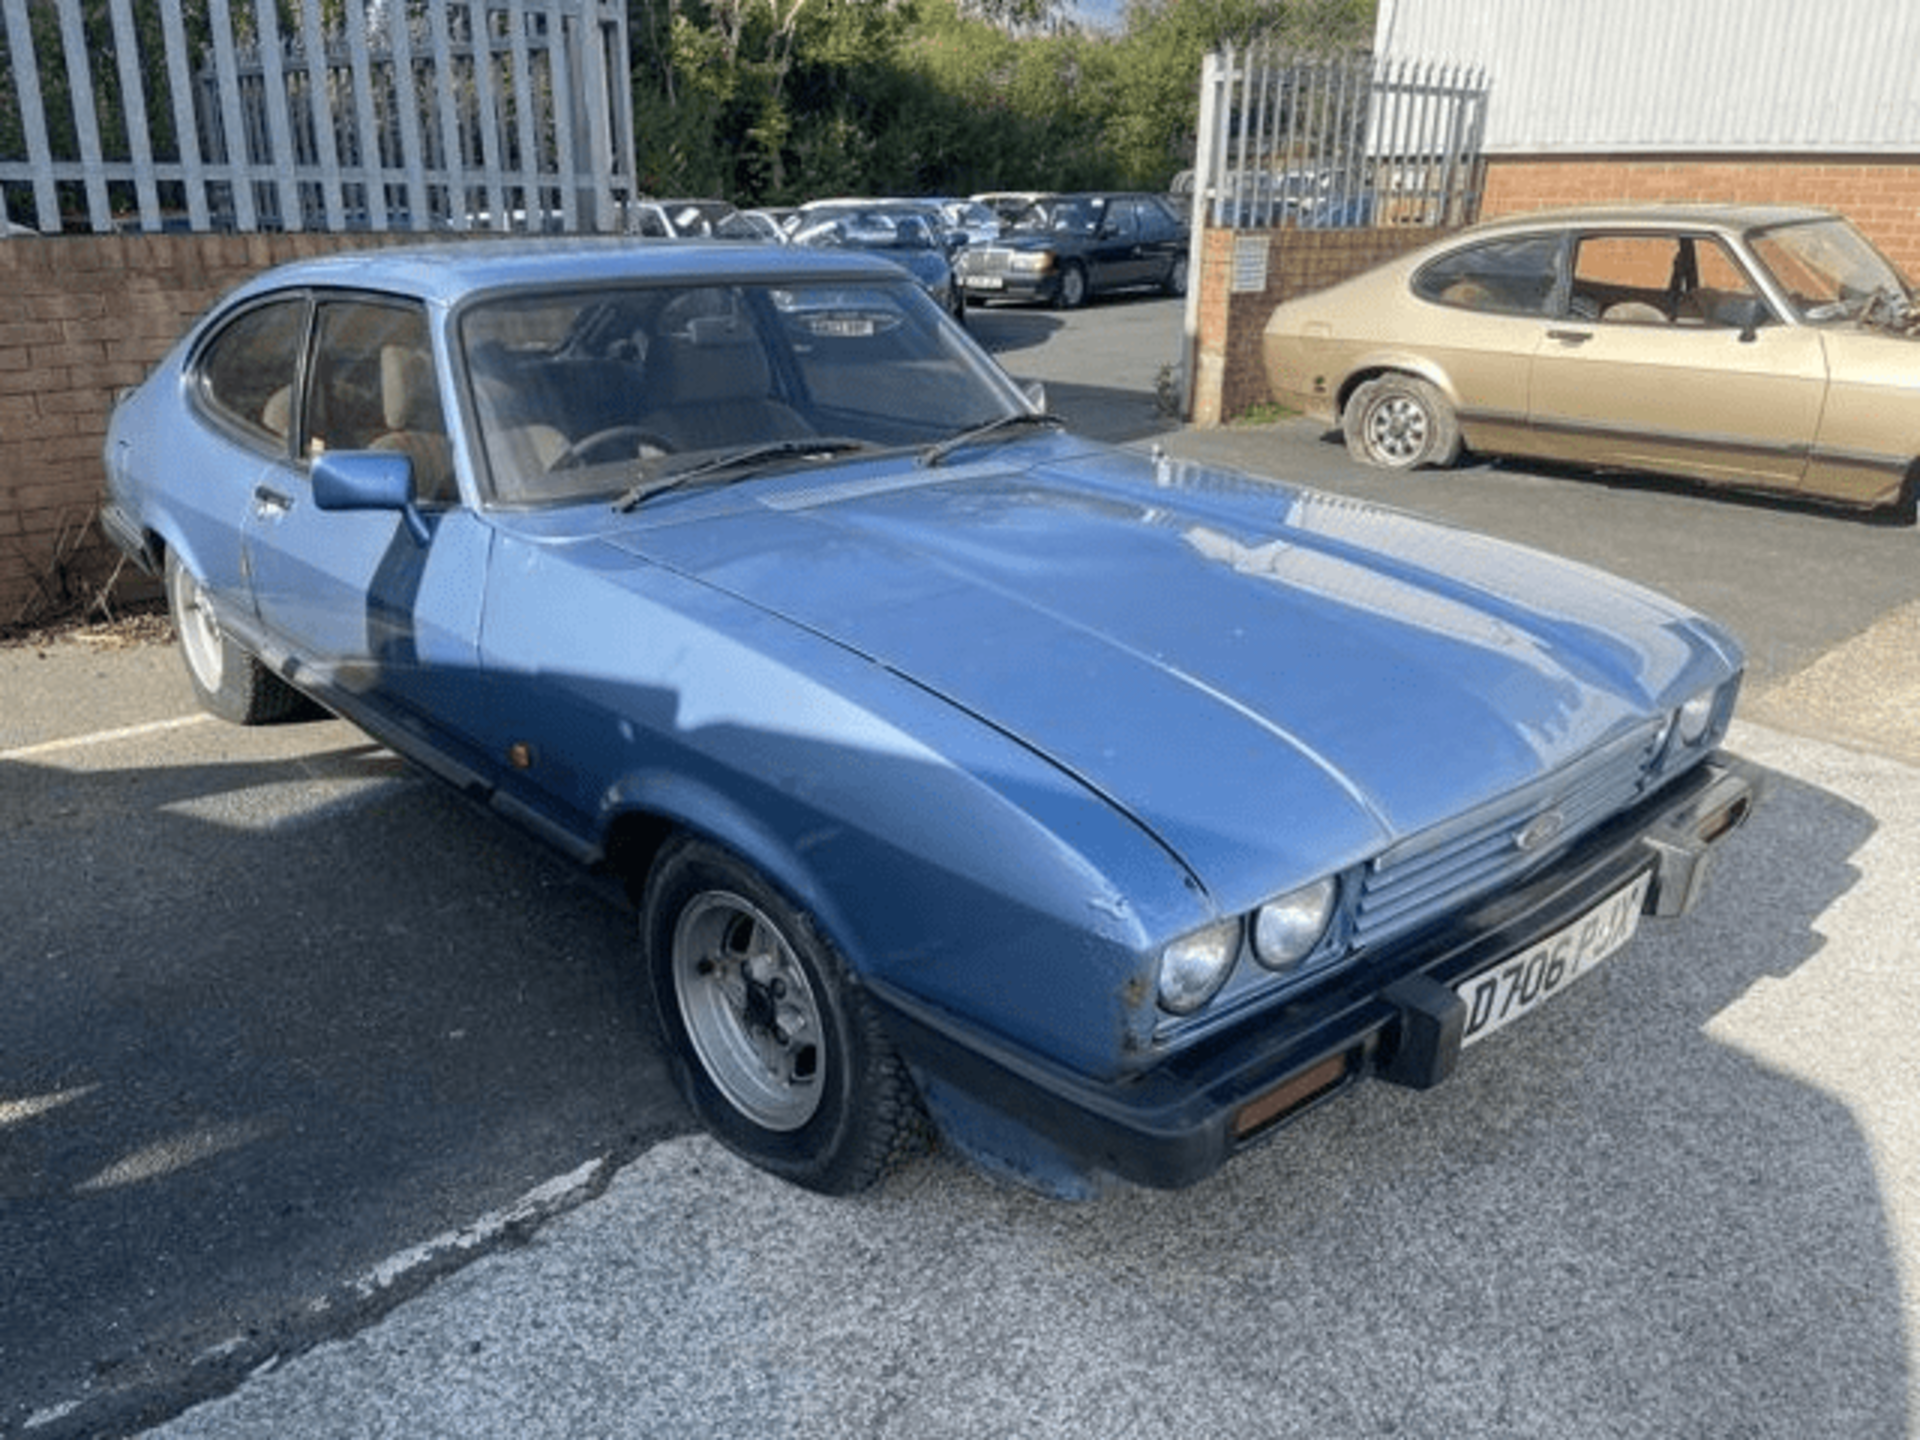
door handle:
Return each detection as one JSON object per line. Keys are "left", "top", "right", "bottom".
{"left": 1545, "top": 328, "right": 1594, "bottom": 344}
{"left": 252, "top": 483, "right": 293, "bottom": 515}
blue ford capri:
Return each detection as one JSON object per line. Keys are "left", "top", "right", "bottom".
{"left": 102, "top": 239, "right": 1758, "bottom": 1197}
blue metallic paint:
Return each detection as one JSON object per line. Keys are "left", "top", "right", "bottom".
{"left": 102, "top": 241, "right": 1757, "bottom": 1194}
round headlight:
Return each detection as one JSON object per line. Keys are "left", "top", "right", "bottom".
{"left": 1253, "top": 878, "right": 1337, "bottom": 972}
{"left": 1676, "top": 688, "right": 1717, "bottom": 746}
{"left": 1157, "top": 919, "right": 1241, "bottom": 1015}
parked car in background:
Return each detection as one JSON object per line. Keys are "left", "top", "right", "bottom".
{"left": 954, "top": 192, "right": 1190, "bottom": 308}
{"left": 1299, "top": 187, "right": 1375, "bottom": 230}
{"left": 973, "top": 191, "right": 1048, "bottom": 227}
{"left": 1264, "top": 203, "right": 1920, "bottom": 514}
{"left": 786, "top": 200, "right": 965, "bottom": 320}
{"left": 102, "top": 239, "right": 1758, "bottom": 1199}
{"left": 628, "top": 198, "right": 742, "bottom": 238}
{"left": 928, "top": 197, "right": 1000, "bottom": 247}
{"left": 728, "top": 207, "right": 794, "bottom": 242}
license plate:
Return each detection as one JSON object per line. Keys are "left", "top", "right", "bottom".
{"left": 1457, "top": 871, "right": 1652, "bottom": 1047}
{"left": 965, "top": 275, "right": 1004, "bottom": 290}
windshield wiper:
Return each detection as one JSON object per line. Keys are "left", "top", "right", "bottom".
{"left": 613, "top": 438, "right": 868, "bottom": 512}
{"left": 917, "top": 412, "right": 1064, "bottom": 469}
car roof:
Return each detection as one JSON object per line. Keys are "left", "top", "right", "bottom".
{"left": 1030, "top": 191, "right": 1166, "bottom": 204}
{"left": 217, "top": 237, "right": 905, "bottom": 310}
{"left": 1459, "top": 203, "right": 1839, "bottom": 240}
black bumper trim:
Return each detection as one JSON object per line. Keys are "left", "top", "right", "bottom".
{"left": 866, "top": 753, "right": 1761, "bottom": 1191}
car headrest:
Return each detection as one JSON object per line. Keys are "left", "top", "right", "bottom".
{"left": 667, "top": 321, "right": 772, "bottom": 403}
{"left": 380, "top": 345, "right": 441, "bottom": 432}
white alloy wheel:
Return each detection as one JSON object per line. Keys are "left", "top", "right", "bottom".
{"left": 672, "top": 889, "right": 826, "bottom": 1132}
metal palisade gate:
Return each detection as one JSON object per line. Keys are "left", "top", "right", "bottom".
{"left": 0, "top": 0, "right": 634, "bottom": 235}
{"left": 1189, "top": 46, "right": 1489, "bottom": 232}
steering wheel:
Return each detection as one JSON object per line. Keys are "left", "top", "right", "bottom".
{"left": 549, "top": 425, "right": 675, "bottom": 471}
{"left": 1857, "top": 287, "right": 1913, "bottom": 330}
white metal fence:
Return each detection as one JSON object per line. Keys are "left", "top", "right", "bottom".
{"left": 0, "top": 0, "right": 634, "bottom": 235}
{"left": 1189, "top": 47, "right": 1489, "bottom": 231}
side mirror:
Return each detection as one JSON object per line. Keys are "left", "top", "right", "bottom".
{"left": 1721, "top": 295, "right": 1770, "bottom": 342}
{"left": 311, "top": 450, "right": 430, "bottom": 545}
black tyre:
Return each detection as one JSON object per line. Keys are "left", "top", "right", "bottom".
{"left": 164, "top": 550, "right": 307, "bottom": 725}
{"left": 1342, "top": 374, "right": 1461, "bottom": 470}
{"left": 642, "top": 837, "right": 924, "bottom": 1195}
{"left": 1164, "top": 254, "right": 1189, "bottom": 297}
{"left": 1053, "top": 261, "right": 1089, "bottom": 310}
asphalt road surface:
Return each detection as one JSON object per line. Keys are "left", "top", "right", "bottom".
{"left": 4, "top": 293, "right": 1917, "bottom": 1438}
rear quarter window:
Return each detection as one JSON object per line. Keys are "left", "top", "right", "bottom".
{"left": 194, "top": 296, "right": 308, "bottom": 443}
{"left": 1413, "top": 236, "right": 1561, "bottom": 316}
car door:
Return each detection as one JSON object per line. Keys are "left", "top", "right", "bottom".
{"left": 168, "top": 294, "right": 311, "bottom": 626}
{"left": 1403, "top": 233, "right": 1565, "bottom": 459}
{"left": 1133, "top": 197, "right": 1186, "bottom": 285}
{"left": 1089, "top": 199, "right": 1148, "bottom": 292}
{"left": 1527, "top": 231, "right": 1826, "bottom": 488}
{"left": 242, "top": 292, "right": 493, "bottom": 748}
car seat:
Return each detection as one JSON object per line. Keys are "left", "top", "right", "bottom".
{"left": 370, "top": 345, "right": 456, "bottom": 503}
{"left": 639, "top": 316, "right": 811, "bottom": 451}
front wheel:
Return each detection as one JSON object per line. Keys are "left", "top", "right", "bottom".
{"left": 1342, "top": 374, "right": 1461, "bottom": 470}
{"left": 642, "top": 838, "right": 924, "bottom": 1195}
{"left": 1053, "top": 262, "right": 1089, "bottom": 310}
{"left": 1164, "top": 254, "right": 1189, "bottom": 297}
{"left": 164, "top": 550, "right": 307, "bottom": 724}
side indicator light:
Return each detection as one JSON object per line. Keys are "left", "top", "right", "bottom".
{"left": 1232, "top": 1052, "right": 1350, "bottom": 1140}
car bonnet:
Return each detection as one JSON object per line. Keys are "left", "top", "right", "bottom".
{"left": 597, "top": 448, "right": 1731, "bottom": 909}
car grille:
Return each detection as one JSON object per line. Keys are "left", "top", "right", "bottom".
{"left": 1350, "top": 718, "right": 1668, "bottom": 953}
{"left": 964, "top": 248, "right": 1016, "bottom": 276}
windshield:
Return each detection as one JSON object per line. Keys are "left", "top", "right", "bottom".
{"left": 1748, "top": 217, "right": 1911, "bottom": 321}
{"left": 1011, "top": 199, "right": 1100, "bottom": 235}
{"left": 460, "top": 279, "right": 1023, "bottom": 506}
{"left": 790, "top": 210, "right": 939, "bottom": 251}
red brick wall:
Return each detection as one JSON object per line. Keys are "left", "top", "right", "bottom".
{"left": 1483, "top": 156, "right": 1920, "bottom": 280}
{"left": 0, "top": 231, "right": 422, "bottom": 628}
{"left": 1191, "top": 224, "right": 1446, "bottom": 426}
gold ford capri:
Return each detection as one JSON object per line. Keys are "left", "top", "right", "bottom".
{"left": 1262, "top": 204, "right": 1920, "bottom": 515}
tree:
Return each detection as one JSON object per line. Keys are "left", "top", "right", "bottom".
{"left": 1104, "top": 0, "right": 1374, "bottom": 187}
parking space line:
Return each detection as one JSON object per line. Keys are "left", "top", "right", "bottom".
{"left": 0, "top": 713, "right": 212, "bottom": 762}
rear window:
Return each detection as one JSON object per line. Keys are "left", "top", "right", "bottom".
{"left": 1413, "top": 236, "right": 1561, "bottom": 316}
{"left": 195, "top": 297, "right": 307, "bottom": 443}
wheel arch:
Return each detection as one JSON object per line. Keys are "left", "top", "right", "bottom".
{"left": 1334, "top": 356, "right": 1460, "bottom": 422}
{"left": 596, "top": 775, "right": 871, "bottom": 980}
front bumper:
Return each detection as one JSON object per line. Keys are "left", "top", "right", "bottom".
{"left": 959, "top": 271, "right": 1058, "bottom": 304}
{"left": 869, "top": 753, "right": 1760, "bottom": 1193}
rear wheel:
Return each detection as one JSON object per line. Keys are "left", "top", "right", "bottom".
{"left": 164, "top": 550, "right": 306, "bottom": 724}
{"left": 642, "top": 837, "right": 924, "bottom": 1195}
{"left": 1343, "top": 374, "right": 1461, "bottom": 470}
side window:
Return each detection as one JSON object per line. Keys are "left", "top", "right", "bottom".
{"left": 1142, "top": 197, "right": 1181, "bottom": 238}
{"left": 1105, "top": 203, "right": 1139, "bottom": 242}
{"left": 195, "top": 297, "right": 307, "bottom": 446}
{"left": 1572, "top": 235, "right": 1680, "bottom": 322}
{"left": 306, "top": 298, "right": 456, "bottom": 504}
{"left": 1684, "top": 238, "right": 1766, "bottom": 326}
{"left": 1412, "top": 236, "right": 1560, "bottom": 317}
{"left": 1571, "top": 234, "right": 1763, "bottom": 326}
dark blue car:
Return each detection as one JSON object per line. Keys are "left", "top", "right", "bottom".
{"left": 103, "top": 240, "right": 1758, "bottom": 1197}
